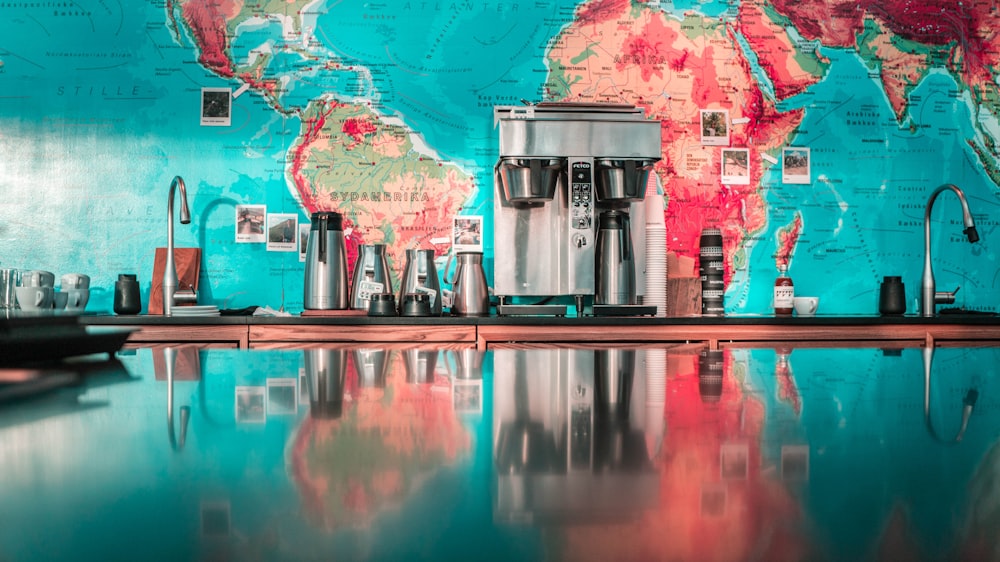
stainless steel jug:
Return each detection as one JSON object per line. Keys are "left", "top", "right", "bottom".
{"left": 595, "top": 210, "right": 636, "bottom": 305}
{"left": 350, "top": 243, "right": 394, "bottom": 310}
{"left": 398, "top": 248, "right": 442, "bottom": 315}
{"left": 445, "top": 251, "right": 490, "bottom": 316}
{"left": 304, "top": 212, "right": 349, "bottom": 310}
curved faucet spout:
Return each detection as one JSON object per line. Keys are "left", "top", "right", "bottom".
{"left": 923, "top": 346, "right": 978, "bottom": 444}
{"left": 165, "top": 347, "right": 190, "bottom": 451}
{"left": 165, "top": 176, "right": 191, "bottom": 317}
{"left": 921, "top": 184, "right": 978, "bottom": 317}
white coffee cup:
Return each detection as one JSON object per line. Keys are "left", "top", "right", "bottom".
{"left": 23, "top": 270, "right": 55, "bottom": 288}
{"left": 60, "top": 273, "right": 90, "bottom": 290}
{"left": 64, "top": 288, "right": 90, "bottom": 312}
{"left": 15, "top": 286, "right": 49, "bottom": 311}
{"left": 793, "top": 296, "right": 819, "bottom": 316}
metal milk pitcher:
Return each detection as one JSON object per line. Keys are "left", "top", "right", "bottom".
{"left": 399, "top": 249, "right": 442, "bottom": 315}
{"left": 304, "top": 211, "right": 349, "bottom": 310}
{"left": 350, "top": 243, "right": 394, "bottom": 310}
{"left": 445, "top": 251, "right": 490, "bottom": 316}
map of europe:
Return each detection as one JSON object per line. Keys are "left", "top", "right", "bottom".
{"left": 0, "top": 0, "right": 997, "bottom": 314}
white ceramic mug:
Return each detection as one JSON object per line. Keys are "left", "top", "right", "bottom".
{"left": 793, "top": 296, "right": 819, "bottom": 316}
{"left": 64, "top": 288, "right": 90, "bottom": 312}
{"left": 23, "top": 270, "right": 55, "bottom": 288}
{"left": 15, "top": 286, "right": 49, "bottom": 311}
{"left": 60, "top": 273, "right": 90, "bottom": 290}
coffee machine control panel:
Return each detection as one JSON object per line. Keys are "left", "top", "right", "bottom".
{"left": 570, "top": 160, "right": 593, "bottom": 230}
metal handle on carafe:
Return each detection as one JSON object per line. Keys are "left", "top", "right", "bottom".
{"left": 443, "top": 252, "right": 455, "bottom": 285}
{"left": 318, "top": 213, "right": 328, "bottom": 263}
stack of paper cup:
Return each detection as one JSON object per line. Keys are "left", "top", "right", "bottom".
{"left": 644, "top": 178, "right": 668, "bottom": 317}
{"left": 699, "top": 227, "right": 725, "bottom": 316}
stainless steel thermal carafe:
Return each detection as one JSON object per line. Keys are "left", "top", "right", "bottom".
{"left": 304, "top": 211, "right": 349, "bottom": 310}
{"left": 350, "top": 243, "right": 393, "bottom": 310}
{"left": 398, "top": 248, "right": 442, "bottom": 315}
{"left": 446, "top": 251, "right": 490, "bottom": 316}
{"left": 595, "top": 210, "right": 635, "bottom": 305}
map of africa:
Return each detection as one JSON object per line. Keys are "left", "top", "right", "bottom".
{"left": 0, "top": 0, "right": 997, "bottom": 314}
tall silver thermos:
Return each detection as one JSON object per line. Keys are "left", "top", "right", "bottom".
{"left": 595, "top": 210, "right": 636, "bottom": 305}
{"left": 399, "top": 248, "right": 443, "bottom": 315}
{"left": 304, "top": 211, "right": 349, "bottom": 310}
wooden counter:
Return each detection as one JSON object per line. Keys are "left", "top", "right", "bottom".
{"left": 82, "top": 314, "right": 1000, "bottom": 350}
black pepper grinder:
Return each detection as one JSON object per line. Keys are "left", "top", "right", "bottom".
{"left": 878, "top": 276, "right": 906, "bottom": 316}
{"left": 114, "top": 274, "right": 142, "bottom": 315}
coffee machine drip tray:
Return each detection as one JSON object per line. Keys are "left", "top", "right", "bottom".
{"left": 496, "top": 303, "right": 569, "bottom": 317}
{"left": 591, "top": 304, "right": 657, "bottom": 317}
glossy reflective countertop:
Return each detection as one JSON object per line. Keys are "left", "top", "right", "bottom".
{"left": 1, "top": 346, "right": 998, "bottom": 561}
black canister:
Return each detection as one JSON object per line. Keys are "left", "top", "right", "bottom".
{"left": 878, "top": 276, "right": 906, "bottom": 316}
{"left": 114, "top": 274, "right": 142, "bottom": 315}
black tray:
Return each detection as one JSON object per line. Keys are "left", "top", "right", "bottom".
{"left": 0, "top": 323, "right": 135, "bottom": 365}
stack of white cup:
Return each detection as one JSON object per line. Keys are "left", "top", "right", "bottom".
{"left": 644, "top": 175, "right": 668, "bottom": 317}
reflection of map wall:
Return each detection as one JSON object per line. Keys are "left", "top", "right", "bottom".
{"left": 0, "top": 1, "right": 997, "bottom": 314}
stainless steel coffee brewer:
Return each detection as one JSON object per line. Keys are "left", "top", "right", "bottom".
{"left": 493, "top": 103, "right": 661, "bottom": 316}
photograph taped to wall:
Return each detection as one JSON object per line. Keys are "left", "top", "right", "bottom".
{"left": 700, "top": 109, "right": 730, "bottom": 146}
{"left": 266, "top": 213, "right": 298, "bottom": 252}
{"left": 236, "top": 204, "right": 266, "bottom": 243}
{"left": 200, "top": 87, "right": 232, "bottom": 127}
{"left": 720, "top": 442, "right": 749, "bottom": 480}
{"left": 453, "top": 380, "right": 482, "bottom": 414}
{"left": 782, "top": 147, "right": 811, "bottom": 185}
{"left": 299, "top": 223, "right": 309, "bottom": 262}
{"left": 453, "top": 215, "right": 483, "bottom": 253}
{"left": 720, "top": 148, "right": 751, "bottom": 185}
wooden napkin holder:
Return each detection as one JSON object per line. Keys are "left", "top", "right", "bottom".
{"left": 149, "top": 248, "right": 201, "bottom": 315}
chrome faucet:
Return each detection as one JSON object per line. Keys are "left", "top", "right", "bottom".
{"left": 164, "top": 176, "right": 191, "bottom": 317}
{"left": 920, "top": 184, "right": 978, "bottom": 317}
{"left": 165, "top": 347, "right": 190, "bottom": 451}
{"left": 923, "top": 346, "right": 978, "bottom": 444}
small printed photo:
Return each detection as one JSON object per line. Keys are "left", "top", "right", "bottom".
{"left": 453, "top": 215, "right": 483, "bottom": 253}
{"left": 720, "top": 442, "right": 749, "bottom": 480}
{"left": 267, "top": 378, "right": 298, "bottom": 415}
{"left": 235, "top": 385, "right": 266, "bottom": 423}
{"left": 453, "top": 381, "right": 482, "bottom": 414}
{"left": 299, "top": 223, "right": 310, "bottom": 262}
{"left": 201, "top": 87, "right": 232, "bottom": 127}
{"left": 200, "top": 501, "right": 231, "bottom": 538}
{"left": 720, "top": 148, "right": 751, "bottom": 185}
{"left": 700, "top": 109, "right": 730, "bottom": 146}
{"left": 782, "top": 147, "right": 811, "bottom": 185}
{"left": 266, "top": 213, "right": 298, "bottom": 252}
{"left": 781, "top": 445, "right": 810, "bottom": 481}
{"left": 299, "top": 367, "right": 309, "bottom": 404}
{"left": 236, "top": 204, "right": 266, "bottom": 243}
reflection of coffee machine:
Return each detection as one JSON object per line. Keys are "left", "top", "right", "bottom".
{"left": 493, "top": 104, "right": 661, "bottom": 316}
{"left": 492, "top": 349, "right": 659, "bottom": 523}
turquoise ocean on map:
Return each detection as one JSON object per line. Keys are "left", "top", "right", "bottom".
{"left": 739, "top": 48, "right": 999, "bottom": 314}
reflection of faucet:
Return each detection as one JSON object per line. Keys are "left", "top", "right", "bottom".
{"left": 921, "top": 184, "right": 978, "bottom": 317}
{"left": 165, "top": 347, "right": 190, "bottom": 451}
{"left": 164, "top": 176, "right": 191, "bottom": 317}
{"left": 923, "top": 346, "right": 978, "bottom": 444}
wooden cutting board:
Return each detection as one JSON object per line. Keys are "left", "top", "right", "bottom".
{"left": 148, "top": 248, "right": 201, "bottom": 315}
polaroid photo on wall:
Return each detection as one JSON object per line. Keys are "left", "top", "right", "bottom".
{"left": 235, "top": 386, "right": 265, "bottom": 423}
{"left": 720, "top": 148, "right": 751, "bottom": 185}
{"left": 266, "top": 378, "right": 298, "bottom": 415}
{"left": 700, "top": 109, "right": 730, "bottom": 146}
{"left": 266, "top": 213, "right": 298, "bottom": 252}
{"left": 236, "top": 204, "right": 266, "bottom": 243}
{"left": 299, "top": 223, "right": 310, "bottom": 262}
{"left": 700, "top": 482, "right": 727, "bottom": 518}
{"left": 201, "top": 87, "right": 232, "bottom": 127}
{"left": 782, "top": 147, "right": 811, "bottom": 185}
{"left": 453, "top": 215, "right": 484, "bottom": 253}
